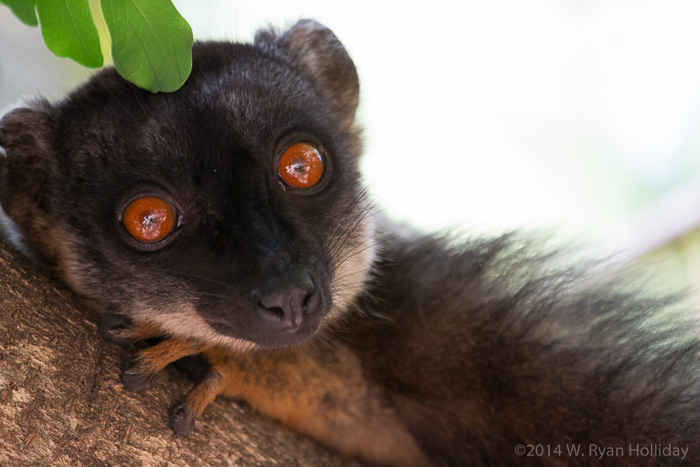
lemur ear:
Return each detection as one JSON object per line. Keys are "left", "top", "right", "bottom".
{"left": 258, "top": 20, "right": 360, "bottom": 130}
{"left": 0, "top": 103, "right": 55, "bottom": 210}
{"left": 0, "top": 103, "right": 57, "bottom": 259}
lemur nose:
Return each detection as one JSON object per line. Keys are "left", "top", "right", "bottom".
{"left": 252, "top": 270, "right": 319, "bottom": 332}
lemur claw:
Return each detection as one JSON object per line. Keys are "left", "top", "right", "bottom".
{"left": 98, "top": 313, "right": 135, "bottom": 347}
{"left": 170, "top": 400, "right": 195, "bottom": 436}
{"left": 121, "top": 358, "right": 153, "bottom": 392}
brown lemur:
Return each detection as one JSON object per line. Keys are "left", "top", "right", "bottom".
{"left": 1, "top": 19, "right": 699, "bottom": 466}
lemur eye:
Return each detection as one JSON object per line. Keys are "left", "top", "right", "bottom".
{"left": 278, "top": 142, "right": 324, "bottom": 189}
{"left": 122, "top": 196, "right": 176, "bottom": 243}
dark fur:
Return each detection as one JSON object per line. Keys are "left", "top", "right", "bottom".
{"left": 1, "top": 20, "right": 699, "bottom": 465}
{"left": 343, "top": 232, "right": 700, "bottom": 464}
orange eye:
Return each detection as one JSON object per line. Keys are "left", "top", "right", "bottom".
{"left": 122, "top": 196, "right": 176, "bottom": 243}
{"left": 278, "top": 142, "right": 324, "bottom": 189}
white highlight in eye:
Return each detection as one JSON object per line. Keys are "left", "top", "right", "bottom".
{"left": 286, "top": 163, "right": 308, "bottom": 184}
{"left": 143, "top": 214, "right": 157, "bottom": 226}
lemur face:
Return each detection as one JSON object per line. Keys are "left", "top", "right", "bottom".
{"left": 0, "top": 22, "right": 374, "bottom": 350}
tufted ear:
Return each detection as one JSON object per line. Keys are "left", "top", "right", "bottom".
{"left": 257, "top": 20, "right": 360, "bottom": 130}
{"left": 0, "top": 102, "right": 58, "bottom": 262}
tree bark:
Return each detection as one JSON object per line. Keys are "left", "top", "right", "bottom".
{"left": 0, "top": 241, "right": 345, "bottom": 466}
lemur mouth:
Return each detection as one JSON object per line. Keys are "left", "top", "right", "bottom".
{"left": 208, "top": 318, "right": 323, "bottom": 349}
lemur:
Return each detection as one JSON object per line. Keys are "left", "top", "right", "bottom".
{"left": 1, "top": 19, "right": 699, "bottom": 466}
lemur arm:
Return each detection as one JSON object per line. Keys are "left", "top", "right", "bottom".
{"left": 99, "top": 314, "right": 430, "bottom": 466}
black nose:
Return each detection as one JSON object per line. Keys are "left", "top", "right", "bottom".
{"left": 252, "top": 269, "right": 319, "bottom": 332}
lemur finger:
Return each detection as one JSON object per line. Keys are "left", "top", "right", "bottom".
{"left": 121, "top": 338, "right": 204, "bottom": 393}
{"left": 121, "top": 359, "right": 154, "bottom": 392}
{"left": 170, "top": 370, "right": 223, "bottom": 436}
{"left": 98, "top": 313, "right": 162, "bottom": 347}
{"left": 169, "top": 400, "right": 195, "bottom": 436}
{"left": 98, "top": 313, "right": 136, "bottom": 347}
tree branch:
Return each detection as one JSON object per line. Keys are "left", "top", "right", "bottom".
{"left": 0, "top": 241, "right": 343, "bottom": 465}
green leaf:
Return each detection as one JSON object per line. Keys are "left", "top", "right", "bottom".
{"left": 34, "top": 0, "right": 103, "bottom": 68}
{"left": 101, "top": 0, "right": 193, "bottom": 93}
{"left": 0, "top": 0, "right": 38, "bottom": 27}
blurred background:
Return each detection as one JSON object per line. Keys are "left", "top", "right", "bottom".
{"left": 1, "top": 0, "right": 700, "bottom": 292}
